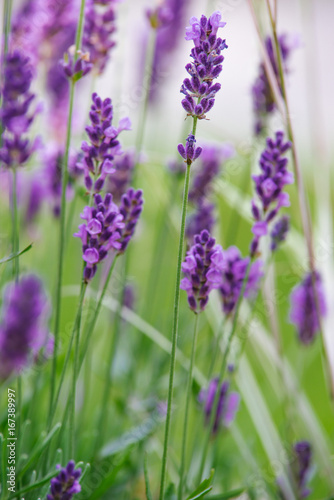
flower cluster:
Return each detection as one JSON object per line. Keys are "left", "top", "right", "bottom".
{"left": 118, "top": 188, "right": 144, "bottom": 254}
{"left": 61, "top": 48, "right": 93, "bottom": 81}
{"left": 0, "top": 275, "right": 50, "bottom": 379}
{"left": 209, "top": 246, "right": 263, "bottom": 316}
{"left": 180, "top": 229, "right": 223, "bottom": 312}
{"left": 78, "top": 92, "right": 131, "bottom": 195}
{"left": 270, "top": 214, "right": 290, "bottom": 252}
{"left": 198, "top": 378, "right": 240, "bottom": 433}
{"left": 0, "top": 51, "right": 39, "bottom": 168}
{"left": 106, "top": 150, "right": 135, "bottom": 202}
{"left": 177, "top": 134, "right": 202, "bottom": 165}
{"left": 74, "top": 193, "right": 124, "bottom": 282}
{"left": 74, "top": 188, "right": 143, "bottom": 281}
{"left": 250, "top": 131, "right": 293, "bottom": 257}
{"left": 181, "top": 11, "right": 227, "bottom": 120}
{"left": 47, "top": 460, "right": 81, "bottom": 500}
{"left": 146, "top": 3, "right": 173, "bottom": 29}
{"left": 186, "top": 143, "right": 234, "bottom": 239}
{"left": 83, "top": 0, "right": 118, "bottom": 75}
{"left": 289, "top": 272, "right": 326, "bottom": 344}
{"left": 252, "top": 34, "right": 296, "bottom": 135}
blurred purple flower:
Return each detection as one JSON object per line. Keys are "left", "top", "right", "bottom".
{"left": 105, "top": 150, "right": 135, "bottom": 202}
{"left": 186, "top": 200, "right": 215, "bottom": 241}
{"left": 198, "top": 378, "right": 240, "bottom": 433}
{"left": 47, "top": 460, "right": 81, "bottom": 500}
{"left": 60, "top": 48, "right": 93, "bottom": 81}
{"left": 252, "top": 34, "right": 297, "bottom": 135}
{"left": 270, "top": 214, "right": 290, "bottom": 251}
{"left": 208, "top": 245, "right": 263, "bottom": 316}
{"left": 146, "top": 3, "right": 174, "bottom": 29}
{"left": 0, "top": 275, "right": 50, "bottom": 379}
{"left": 0, "top": 51, "right": 39, "bottom": 168}
{"left": 77, "top": 92, "right": 131, "bottom": 195}
{"left": 83, "top": 0, "right": 119, "bottom": 74}
{"left": 180, "top": 230, "right": 223, "bottom": 312}
{"left": 181, "top": 11, "right": 227, "bottom": 120}
{"left": 293, "top": 441, "right": 312, "bottom": 498}
{"left": 148, "top": 0, "right": 190, "bottom": 102}
{"left": 74, "top": 193, "right": 124, "bottom": 282}
{"left": 118, "top": 188, "right": 144, "bottom": 254}
{"left": 250, "top": 131, "right": 293, "bottom": 257}
{"left": 289, "top": 272, "right": 326, "bottom": 344}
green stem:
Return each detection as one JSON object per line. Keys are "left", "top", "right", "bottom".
{"left": 12, "top": 167, "right": 19, "bottom": 280}
{"left": 94, "top": 257, "right": 127, "bottom": 454}
{"left": 158, "top": 159, "right": 192, "bottom": 500}
{"left": 79, "top": 255, "right": 119, "bottom": 374}
{"left": 178, "top": 313, "right": 199, "bottom": 500}
{"left": 69, "top": 281, "right": 87, "bottom": 460}
{"left": 48, "top": 0, "right": 87, "bottom": 424}
{"left": 2, "top": 0, "right": 11, "bottom": 58}
{"left": 197, "top": 263, "right": 251, "bottom": 482}
{"left": 48, "top": 281, "right": 87, "bottom": 430}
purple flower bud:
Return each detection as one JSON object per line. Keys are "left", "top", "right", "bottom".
{"left": 47, "top": 460, "right": 82, "bottom": 500}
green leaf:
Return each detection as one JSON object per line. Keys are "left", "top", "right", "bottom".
{"left": 207, "top": 487, "right": 245, "bottom": 499}
{"left": 187, "top": 469, "right": 215, "bottom": 500}
{"left": 99, "top": 411, "right": 163, "bottom": 458}
{"left": 0, "top": 243, "right": 33, "bottom": 264}
{"left": 144, "top": 453, "right": 153, "bottom": 500}
{"left": 165, "top": 483, "right": 177, "bottom": 500}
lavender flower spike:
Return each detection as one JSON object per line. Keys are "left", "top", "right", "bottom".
{"left": 270, "top": 214, "right": 290, "bottom": 251}
{"left": 118, "top": 188, "right": 144, "bottom": 254}
{"left": 198, "top": 378, "right": 240, "bottom": 433}
{"left": 293, "top": 441, "right": 312, "bottom": 498}
{"left": 47, "top": 460, "right": 81, "bottom": 500}
{"left": 181, "top": 11, "right": 227, "bottom": 120}
{"left": 180, "top": 229, "right": 224, "bottom": 312}
{"left": 250, "top": 130, "right": 293, "bottom": 257}
{"left": 0, "top": 275, "right": 50, "bottom": 379}
{"left": 77, "top": 92, "right": 131, "bottom": 195}
{"left": 74, "top": 193, "right": 124, "bottom": 282}
{"left": 0, "top": 51, "right": 39, "bottom": 168}
{"left": 289, "top": 271, "right": 326, "bottom": 344}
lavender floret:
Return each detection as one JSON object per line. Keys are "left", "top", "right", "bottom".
{"left": 47, "top": 460, "right": 81, "bottom": 500}
{"left": 289, "top": 272, "right": 326, "bottom": 344}
{"left": 198, "top": 378, "right": 240, "bottom": 433}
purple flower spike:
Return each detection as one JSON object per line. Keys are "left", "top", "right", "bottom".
{"left": 181, "top": 11, "right": 227, "bottom": 120}
{"left": 77, "top": 92, "right": 131, "bottom": 195}
{"left": 180, "top": 230, "right": 224, "bottom": 312}
{"left": 289, "top": 271, "right": 326, "bottom": 345}
{"left": 198, "top": 378, "right": 240, "bottom": 433}
{"left": 0, "top": 275, "right": 50, "bottom": 379}
{"left": 293, "top": 441, "right": 312, "bottom": 498}
{"left": 146, "top": 4, "right": 174, "bottom": 29}
{"left": 47, "top": 460, "right": 82, "bottom": 500}
{"left": 250, "top": 131, "right": 292, "bottom": 257}
{"left": 118, "top": 188, "right": 144, "bottom": 254}
{"left": 83, "top": 0, "right": 119, "bottom": 75}
{"left": 252, "top": 34, "right": 297, "bottom": 135}
{"left": 178, "top": 134, "right": 202, "bottom": 165}
{"left": 74, "top": 193, "right": 124, "bottom": 282}
{"left": 207, "top": 245, "right": 263, "bottom": 316}
{"left": 270, "top": 214, "right": 290, "bottom": 251}
{"left": 0, "top": 51, "right": 39, "bottom": 168}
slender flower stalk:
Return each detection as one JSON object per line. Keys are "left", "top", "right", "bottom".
{"left": 197, "top": 261, "right": 251, "bottom": 482}
{"left": 49, "top": 0, "right": 88, "bottom": 423}
{"left": 158, "top": 13, "right": 227, "bottom": 499}
{"left": 178, "top": 313, "right": 199, "bottom": 500}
